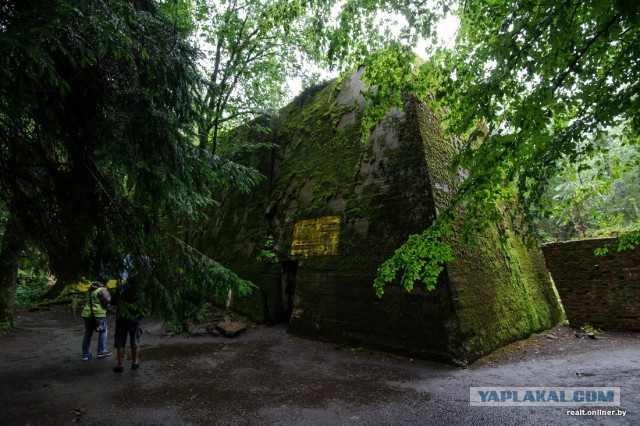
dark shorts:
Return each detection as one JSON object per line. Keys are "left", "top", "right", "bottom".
{"left": 114, "top": 317, "right": 143, "bottom": 348}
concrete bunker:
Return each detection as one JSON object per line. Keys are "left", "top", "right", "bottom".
{"left": 187, "top": 70, "right": 564, "bottom": 365}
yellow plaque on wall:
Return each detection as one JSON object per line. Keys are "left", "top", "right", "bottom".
{"left": 291, "top": 216, "right": 340, "bottom": 256}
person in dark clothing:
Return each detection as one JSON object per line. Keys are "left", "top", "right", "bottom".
{"left": 111, "top": 279, "right": 146, "bottom": 372}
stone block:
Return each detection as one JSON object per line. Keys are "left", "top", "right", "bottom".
{"left": 216, "top": 322, "right": 247, "bottom": 338}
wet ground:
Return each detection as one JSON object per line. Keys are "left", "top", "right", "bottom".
{"left": 0, "top": 304, "right": 638, "bottom": 425}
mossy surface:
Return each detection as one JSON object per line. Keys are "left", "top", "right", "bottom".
{"left": 190, "top": 73, "right": 564, "bottom": 364}
{"left": 415, "top": 102, "right": 564, "bottom": 363}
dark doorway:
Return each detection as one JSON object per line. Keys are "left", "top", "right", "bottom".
{"left": 281, "top": 260, "right": 298, "bottom": 322}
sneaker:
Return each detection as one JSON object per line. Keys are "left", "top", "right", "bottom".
{"left": 97, "top": 351, "right": 112, "bottom": 358}
{"left": 131, "top": 362, "right": 140, "bottom": 370}
{"left": 113, "top": 364, "right": 124, "bottom": 373}
{"left": 82, "top": 354, "right": 92, "bottom": 361}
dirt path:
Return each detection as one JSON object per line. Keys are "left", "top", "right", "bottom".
{"left": 0, "top": 304, "right": 638, "bottom": 425}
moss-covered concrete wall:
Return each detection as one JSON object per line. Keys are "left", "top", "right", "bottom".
{"left": 415, "top": 102, "right": 564, "bottom": 362}
{"left": 190, "top": 69, "right": 564, "bottom": 364}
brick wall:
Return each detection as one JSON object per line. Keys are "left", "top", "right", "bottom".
{"left": 542, "top": 238, "right": 640, "bottom": 331}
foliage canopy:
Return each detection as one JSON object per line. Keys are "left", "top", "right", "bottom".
{"left": 2, "top": 0, "right": 639, "bottom": 318}
{"left": 375, "top": 0, "right": 640, "bottom": 292}
{"left": 0, "top": 0, "right": 260, "bottom": 325}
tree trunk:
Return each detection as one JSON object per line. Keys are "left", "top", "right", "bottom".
{"left": 198, "top": 123, "right": 209, "bottom": 152}
{"left": 0, "top": 214, "right": 25, "bottom": 325}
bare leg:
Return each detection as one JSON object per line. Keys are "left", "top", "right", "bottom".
{"left": 131, "top": 346, "right": 140, "bottom": 369}
{"left": 113, "top": 347, "right": 125, "bottom": 373}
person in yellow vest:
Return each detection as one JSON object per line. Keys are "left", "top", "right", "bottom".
{"left": 81, "top": 281, "right": 112, "bottom": 360}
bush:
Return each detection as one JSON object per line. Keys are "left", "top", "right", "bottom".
{"left": 15, "top": 272, "right": 49, "bottom": 309}
{"left": 0, "top": 317, "right": 11, "bottom": 336}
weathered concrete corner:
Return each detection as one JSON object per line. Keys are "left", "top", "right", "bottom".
{"left": 189, "top": 70, "right": 564, "bottom": 364}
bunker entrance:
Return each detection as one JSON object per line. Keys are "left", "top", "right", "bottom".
{"left": 280, "top": 260, "right": 298, "bottom": 322}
